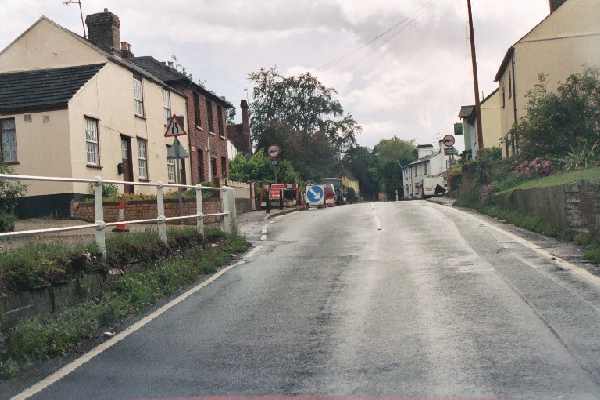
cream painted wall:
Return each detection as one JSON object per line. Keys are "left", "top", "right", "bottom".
{"left": 497, "top": 0, "right": 600, "bottom": 156}
{"left": 68, "top": 62, "right": 189, "bottom": 195}
{"left": 481, "top": 90, "right": 502, "bottom": 149}
{"left": 0, "top": 18, "right": 106, "bottom": 73}
{"left": 0, "top": 110, "right": 73, "bottom": 196}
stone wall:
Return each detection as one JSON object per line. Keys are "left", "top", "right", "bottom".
{"left": 494, "top": 180, "right": 600, "bottom": 236}
{"left": 71, "top": 198, "right": 222, "bottom": 225}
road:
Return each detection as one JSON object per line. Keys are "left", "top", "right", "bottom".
{"left": 15, "top": 201, "right": 600, "bottom": 399}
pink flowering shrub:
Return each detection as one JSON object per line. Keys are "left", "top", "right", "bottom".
{"left": 514, "top": 158, "right": 553, "bottom": 178}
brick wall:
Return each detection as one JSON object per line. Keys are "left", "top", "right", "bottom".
{"left": 72, "top": 198, "right": 222, "bottom": 225}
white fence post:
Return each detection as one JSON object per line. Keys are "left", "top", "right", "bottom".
{"left": 94, "top": 177, "right": 107, "bottom": 260}
{"left": 195, "top": 184, "right": 204, "bottom": 238}
{"left": 222, "top": 187, "right": 237, "bottom": 235}
{"left": 228, "top": 187, "right": 238, "bottom": 235}
{"left": 156, "top": 183, "right": 168, "bottom": 244}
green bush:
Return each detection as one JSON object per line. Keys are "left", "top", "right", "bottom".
{"left": 0, "top": 229, "right": 206, "bottom": 292}
{"left": 0, "top": 165, "right": 25, "bottom": 233}
{"left": 0, "top": 233, "right": 249, "bottom": 378}
{"left": 585, "top": 244, "right": 600, "bottom": 265}
{"left": 0, "top": 243, "right": 100, "bottom": 291}
{"left": 0, "top": 213, "right": 16, "bottom": 233}
{"left": 512, "top": 68, "right": 600, "bottom": 160}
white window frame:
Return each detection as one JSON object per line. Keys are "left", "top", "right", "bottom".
{"left": 0, "top": 118, "right": 17, "bottom": 163}
{"left": 133, "top": 75, "right": 145, "bottom": 117}
{"left": 137, "top": 138, "right": 148, "bottom": 179}
{"left": 85, "top": 117, "right": 100, "bottom": 166}
{"left": 166, "top": 145, "right": 176, "bottom": 183}
{"left": 162, "top": 88, "right": 172, "bottom": 125}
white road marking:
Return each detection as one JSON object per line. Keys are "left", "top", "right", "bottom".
{"left": 437, "top": 203, "right": 600, "bottom": 288}
{"left": 11, "top": 245, "right": 263, "bottom": 400}
{"left": 371, "top": 203, "right": 383, "bottom": 231}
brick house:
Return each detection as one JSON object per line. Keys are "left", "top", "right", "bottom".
{"left": 131, "top": 57, "right": 233, "bottom": 185}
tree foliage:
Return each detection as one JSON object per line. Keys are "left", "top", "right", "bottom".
{"left": 229, "top": 152, "right": 299, "bottom": 183}
{"left": 342, "top": 138, "right": 417, "bottom": 200}
{"left": 512, "top": 68, "right": 600, "bottom": 163}
{"left": 249, "top": 67, "right": 361, "bottom": 180}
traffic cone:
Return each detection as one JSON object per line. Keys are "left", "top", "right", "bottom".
{"left": 113, "top": 198, "right": 129, "bottom": 232}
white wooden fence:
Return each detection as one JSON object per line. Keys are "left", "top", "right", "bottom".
{"left": 0, "top": 174, "right": 238, "bottom": 260}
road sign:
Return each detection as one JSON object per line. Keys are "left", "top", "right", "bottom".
{"left": 306, "top": 185, "right": 325, "bottom": 207}
{"left": 165, "top": 115, "right": 186, "bottom": 137}
{"left": 268, "top": 145, "right": 281, "bottom": 160}
{"left": 444, "top": 146, "right": 458, "bottom": 156}
{"left": 270, "top": 183, "right": 286, "bottom": 200}
{"left": 167, "top": 138, "right": 189, "bottom": 159}
{"left": 443, "top": 135, "right": 456, "bottom": 148}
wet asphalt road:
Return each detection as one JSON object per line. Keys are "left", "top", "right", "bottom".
{"left": 20, "top": 201, "right": 600, "bottom": 399}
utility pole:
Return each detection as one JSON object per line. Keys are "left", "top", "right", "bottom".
{"left": 467, "top": 0, "right": 484, "bottom": 153}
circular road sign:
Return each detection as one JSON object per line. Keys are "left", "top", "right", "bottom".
{"left": 268, "top": 145, "right": 281, "bottom": 160}
{"left": 306, "top": 185, "right": 324, "bottom": 205}
{"left": 443, "top": 135, "right": 456, "bottom": 148}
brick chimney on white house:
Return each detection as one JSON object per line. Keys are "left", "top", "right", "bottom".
{"left": 85, "top": 9, "right": 120, "bottom": 53}
{"left": 549, "top": 0, "right": 567, "bottom": 13}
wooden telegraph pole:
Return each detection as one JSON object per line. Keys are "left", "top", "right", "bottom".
{"left": 467, "top": 0, "right": 484, "bottom": 153}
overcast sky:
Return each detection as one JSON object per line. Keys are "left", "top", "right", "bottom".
{"left": 1, "top": 0, "right": 549, "bottom": 148}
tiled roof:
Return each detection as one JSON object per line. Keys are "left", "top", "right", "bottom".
{"left": 0, "top": 64, "right": 105, "bottom": 114}
{"left": 131, "top": 56, "right": 233, "bottom": 108}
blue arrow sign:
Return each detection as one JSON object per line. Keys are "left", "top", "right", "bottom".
{"left": 307, "top": 185, "right": 324, "bottom": 204}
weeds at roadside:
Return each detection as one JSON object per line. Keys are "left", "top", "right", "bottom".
{"left": 0, "top": 230, "right": 249, "bottom": 379}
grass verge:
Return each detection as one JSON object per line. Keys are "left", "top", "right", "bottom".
{"left": 473, "top": 206, "right": 600, "bottom": 265}
{"left": 0, "top": 229, "right": 249, "bottom": 379}
{"left": 477, "top": 206, "right": 563, "bottom": 239}
{"left": 497, "top": 167, "right": 600, "bottom": 194}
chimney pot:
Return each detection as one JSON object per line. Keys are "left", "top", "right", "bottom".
{"left": 120, "top": 41, "right": 134, "bottom": 59}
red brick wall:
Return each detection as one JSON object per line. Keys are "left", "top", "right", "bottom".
{"left": 178, "top": 85, "right": 229, "bottom": 184}
{"left": 72, "top": 198, "right": 222, "bottom": 225}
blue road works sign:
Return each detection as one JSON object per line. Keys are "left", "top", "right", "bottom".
{"left": 306, "top": 185, "right": 325, "bottom": 206}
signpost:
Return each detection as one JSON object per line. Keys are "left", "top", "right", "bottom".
{"left": 165, "top": 115, "right": 188, "bottom": 222}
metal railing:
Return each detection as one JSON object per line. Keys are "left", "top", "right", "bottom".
{"left": 0, "top": 174, "right": 238, "bottom": 259}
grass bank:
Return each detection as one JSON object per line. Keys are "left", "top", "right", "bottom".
{"left": 472, "top": 206, "right": 600, "bottom": 265}
{"left": 497, "top": 167, "right": 600, "bottom": 194}
{"left": 0, "top": 229, "right": 249, "bottom": 379}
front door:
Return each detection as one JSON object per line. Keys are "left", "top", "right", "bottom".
{"left": 120, "top": 136, "right": 134, "bottom": 194}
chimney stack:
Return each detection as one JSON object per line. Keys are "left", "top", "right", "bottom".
{"left": 549, "top": 0, "right": 567, "bottom": 13}
{"left": 120, "top": 42, "right": 133, "bottom": 59}
{"left": 85, "top": 9, "right": 120, "bottom": 53}
{"left": 240, "top": 100, "right": 251, "bottom": 154}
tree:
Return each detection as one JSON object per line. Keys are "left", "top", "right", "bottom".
{"left": 249, "top": 67, "right": 361, "bottom": 180}
{"left": 512, "top": 68, "right": 600, "bottom": 162}
{"left": 373, "top": 137, "right": 418, "bottom": 165}
{"left": 373, "top": 137, "right": 417, "bottom": 199}
{"left": 229, "top": 152, "right": 299, "bottom": 184}
{"left": 342, "top": 146, "right": 380, "bottom": 200}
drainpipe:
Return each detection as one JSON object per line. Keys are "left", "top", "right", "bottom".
{"left": 512, "top": 54, "right": 519, "bottom": 155}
